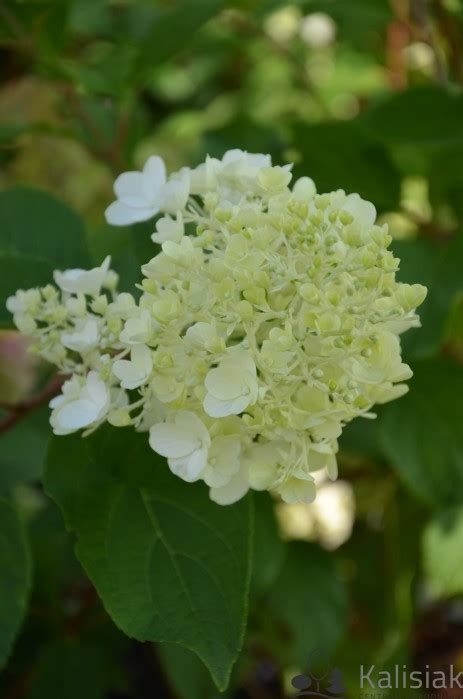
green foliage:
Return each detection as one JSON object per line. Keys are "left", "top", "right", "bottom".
{"left": 44, "top": 427, "right": 253, "bottom": 690}
{"left": 0, "top": 407, "right": 50, "bottom": 495}
{"left": 423, "top": 509, "right": 463, "bottom": 598}
{"left": 394, "top": 236, "right": 463, "bottom": 358}
{"left": 0, "top": 188, "right": 89, "bottom": 327}
{"left": 268, "top": 543, "right": 348, "bottom": 666}
{"left": 158, "top": 643, "right": 225, "bottom": 699}
{"left": 0, "top": 498, "right": 32, "bottom": 669}
{"left": 381, "top": 358, "right": 463, "bottom": 507}
{"left": 362, "top": 86, "right": 463, "bottom": 146}
{"left": 292, "top": 120, "right": 400, "bottom": 210}
{"left": 251, "top": 493, "right": 284, "bottom": 595}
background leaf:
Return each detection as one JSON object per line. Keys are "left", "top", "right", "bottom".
{"left": 0, "top": 406, "right": 50, "bottom": 496}
{"left": 158, "top": 643, "right": 225, "bottom": 699}
{"left": 0, "top": 497, "right": 32, "bottom": 669}
{"left": 394, "top": 236, "right": 463, "bottom": 359}
{"left": 381, "top": 358, "right": 463, "bottom": 507}
{"left": 423, "top": 508, "right": 463, "bottom": 598}
{"left": 268, "top": 542, "right": 348, "bottom": 665}
{"left": 362, "top": 86, "right": 463, "bottom": 147}
{"left": 292, "top": 120, "right": 400, "bottom": 211}
{"left": 251, "top": 493, "right": 284, "bottom": 596}
{"left": 0, "top": 187, "right": 89, "bottom": 327}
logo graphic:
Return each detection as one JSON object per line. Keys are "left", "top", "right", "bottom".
{"left": 291, "top": 650, "right": 345, "bottom": 698}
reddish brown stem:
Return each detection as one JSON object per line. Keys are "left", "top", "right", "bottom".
{"left": 0, "top": 374, "right": 65, "bottom": 434}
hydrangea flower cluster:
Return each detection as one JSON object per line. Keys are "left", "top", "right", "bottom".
{"left": 7, "top": 150, "right": 427, "bottom": 505}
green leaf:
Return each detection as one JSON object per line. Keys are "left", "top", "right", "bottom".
{"left": 0, "top": 187, "right": 90, "bottom": 327}
{"left": 0, "top": 406, "right": 50, "bottom": 495}
{"left": 292, "top": 120, "right": 400, "bottom": 211}
{"left": 26, "top": 639, "right": 121, "bottom": 699}
{"left": 429, "top": 144, "right": 463, "bottom": 220}
{"left": 0, "top": 255, "right": 54, "bottom": 328}
{"left": 44, "top": 427, "right": 253, "bottom": 690}
{"left": 339, "top": 414, "right": 384, "bottom": 461}
{"left": 158, "top": 643, "right": 225, "bottom": 699}
{"left": 135, "top": 0, "right": 227, "bottom": 83}
{"left": 0, "top": 497, "right": 32, "bottom": 669}
{"left": 251, "top": 493, "right": 284, "bottom": 595}
{"left": 87, "top": 223, "right": 140, "bottom": 293}
{"left": 361, "top": 86, "right": 463, "bottom": 147}
{"left": 381, "top": 358, "right": 463, "bottom": 508}
{"left": 131, "top": 219, "right": 159, "bottom": 267}
{"left": 268, "top": 542, "right": 348, "bottom": 665}
{"left": 29, "top": 500, "right": 82, "bottom": 614}
{"left": 393, "top": 236, "right": 463, "bottom": 359}
{"left": 423, "top": 508, "right": 463, "bottom": 598}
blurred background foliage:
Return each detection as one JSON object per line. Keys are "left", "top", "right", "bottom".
{"left": 1, "top": 0, "right": 463, "bottom": 697}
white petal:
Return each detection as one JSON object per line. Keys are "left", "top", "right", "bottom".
{"left": 105, "top": 200, "right": 158, "bottom": 226}
{"left": 293, "top": 176, "right": 316, "bottom": 200}
{"left": 185, "top": 322, "right": 216, "bottom": 348}
{"left": 222, "top": 149, "right": 245, "bottom": 164}
{"left": 205, "top": 368, "right": 243, "bottom": 400}
{"left": 168, "top": 447, "right": 208, "bottom": 483}
{"left": 326, "top": 455, "right": 338, "bottom": 481}
{"left": 209, "top": 467, "right": 249, "bottom": 505}
{"left": 85, "top": 371, "right": 109, "bottom": 408}
{"left": 279, "top": 477, "right": 316, "bottom": 505}
{"left": 151, "top": 213, "right": 184, "bottom": 244}
{"left": 160, "top": 175, "right": 189, "bottom": 214}
{"left": 204, "top": 436, "right": 241, "bottom": 488}
{"left": 142, "top": 156, "right": 167, "bottom": 201}
{"left": 343, "top": 193, "right": 376, "bottom": 227}
{"left": 149, "top": 423, "right": 199, "bottom": 459}
{"left": 113, "top": 359, "right": 144, "bottom": 390}
{"left": 55, "top": 399, "right": 101, "bottom": 431}
{"left": 61, "top": 318, "right": 99, "bottom": 352}
{"left": 114, "top": 172, "right": 147, "bottom": 207}
{"left": 203, "top": 393, "right": 251, "bottom": 418}
{"left": 130, "top": 344, "right": 149, "bottom": 369}
{"left": 174, "top": 411, "right": 211, "bottom": 445}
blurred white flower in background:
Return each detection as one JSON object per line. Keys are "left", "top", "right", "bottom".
{"left": 264, "top": 5, "right": 301, "bottom": 43}
{"left": 276, "top": 479, "right": 355, "bottom": 549}
{"left": 300, "top": 13, "right": 337, "bottom": 48}
{"left": 404, "top": 42, "right": 435, "bottom": 75}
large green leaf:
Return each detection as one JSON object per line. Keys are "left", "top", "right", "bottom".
{"left": 0, "top": 187, "right": 89, "bottom": 327}
{"left": 158, "top": 643, "right": 225, "bottom": 699}
{"left": 87, "top": 223, "right": 140, "bottom": 293}
{"left": 268, "top": 542, "right": 348, "bottom": 666}
{"left": 381, "top": 358, "right": 463, "bottom": 508}
{"left": 251, "top": 493, "right": 284, "bottom": 595}
{"left": 0, "top": 406, "right": 50, "bottom": 495}
{"left": 393, "top": 236, "right": 463, "bottom": 359}
{"left": 361, "top": 86, "right": 463, "bottom": 147}
{"left": 292, "top": 120, "right": 400, "bottom": 211}
{"left": 44, "top": 427, "right": 253, "bottom": 690}
{"left": 423, "top": 509, "right": 463, "bottom": 598}
{"left": 0, "top": 497, "right": 32, "bottom": 669}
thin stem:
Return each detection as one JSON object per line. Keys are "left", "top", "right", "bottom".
{"left": 0, "top": 374, "right": 65, "bottom": 434}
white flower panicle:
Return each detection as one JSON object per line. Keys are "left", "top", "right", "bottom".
{"left": 7, "top": 150, "right": 427, "bottom": 505}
